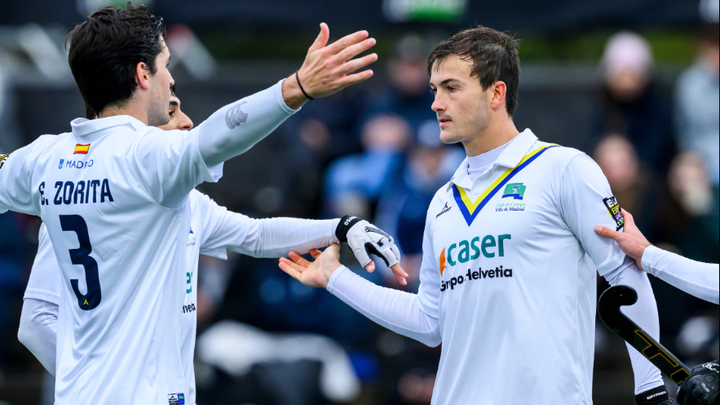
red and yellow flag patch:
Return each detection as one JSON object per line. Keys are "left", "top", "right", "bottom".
{"left": 74, "top": 144, "right": 91, "bottom": 154}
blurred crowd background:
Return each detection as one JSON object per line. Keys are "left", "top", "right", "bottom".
{"left": 0, "top": 0, "right": 718, "bottom": 404}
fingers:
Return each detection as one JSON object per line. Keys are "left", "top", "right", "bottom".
{"left": 288, "top": 251, "right": 310, "bottom": 266}
{"left": 325, "top": 30, "right": 369, "bottom": 56}
{"left": 309, "top": 248, "right": 322, "bottom": 259}
{"left": 278, "top": 258, "right": 304, "bottom": 280}
{"left": 335, "top": 38, "right": 376, "bottom": 64}
{"left": 335, "top": 69, "right": 375, "bottom": 89}
{"left": 390, "top": 263, "right": 409, "bottom": 286}
{"left": 337, "top": 53, "right": 378, "bottom": 76}
{"left": 352, "top": 246, "right": 373, "bottom": 270}
{"left": 364, "top": 261, "right": 376, "bottom": 273}
{"left": 621, "top": 208, "right": 636, "bottom": 227}
{"left": 594, "top": 225, "right": 620, "bottom": 241}
{"left": 308, "top": 22, "right": 330, "bottom": 52}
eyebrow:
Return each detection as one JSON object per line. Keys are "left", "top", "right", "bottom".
{"left": 430, "top": 78, "right": 461, "bottom": 87}
{"left": 169, "top": 101, "right": 179, "bottom": 107}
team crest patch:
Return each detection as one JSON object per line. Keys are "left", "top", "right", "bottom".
{"left": 502, "top": 183, "right": 526, "bottom": 200}
{"left": 0, "top": 152, "right": 10, "bottom": 169}
{"left": 603, "top": 196, "right": 624, "bottom": 231}
{"left": 168, "top": 393, "right": 185, "bottom": 405}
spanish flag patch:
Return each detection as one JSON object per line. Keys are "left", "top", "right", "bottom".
{"left": 74, "top": 144, "right": 90, "bottom": 154}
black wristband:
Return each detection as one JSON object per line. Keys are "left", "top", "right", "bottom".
{"left": 295, "top": 71, "right": 314, "bottom": 100}
{"left": 336, "top": 215, "right": 362, "bottom": 242}
{"left": 636, "top": 385, "right": 669, "bottom": 404}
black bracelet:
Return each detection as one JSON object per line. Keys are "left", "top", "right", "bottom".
{"left": 295, "top": 71, "right": 314, "bottom": 100}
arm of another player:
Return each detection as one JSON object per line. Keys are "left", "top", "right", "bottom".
{"left": 278, "top": 244, "right": 440, "bottom": 347}
{"left": 595, "top": 210, "right": 719, "bottom": 305}
{"left": 18, "top": 223, "right": 63, "bottom": 376}
{"left": 559, "top": 154, "right": 670, "bottom": 403}
{"left": 193, "top": 192, "right": 408, "bottom": 284}
{"left": 18, "top": 299, "right": 58, "bottom": 376}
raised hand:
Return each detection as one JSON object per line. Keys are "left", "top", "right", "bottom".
{"left": 278, "top": 244, "right": 342, "bottom": 289}
{"left": 282, "top": 23, "right": 378, "bottom": 109}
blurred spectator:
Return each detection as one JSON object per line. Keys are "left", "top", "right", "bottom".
{"left": 674, "top": 23, "right": 719, "bottom": 186}
{"left": 359, "top": 34, "right": 436, "bottom": 136}
{"left": 594, "top": 31, "right": 676, "bottom": 174}
{"left": 375, "top": 121, "right": 463, "bottom": 284}
{"left": 592, "top": 134, "right": 663, "bottom": 239}
{"left": 323, "top": 114, "right": 412, "bottom": 218}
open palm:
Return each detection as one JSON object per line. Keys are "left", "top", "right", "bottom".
{"left": 278, "top": 243, "right": 342, "bottom": 288}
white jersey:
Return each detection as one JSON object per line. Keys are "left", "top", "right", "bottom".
{"left": 0, "top": 82, "right": 297, "bottom": 405}
{"left": 642, "top": 245, "right": 720, "bottom": 304}
{"left": 24, "top": 189, "right": 339, "bottom": 404}
{"left": 414, "top": 129, "right": 627, "bottom": 405}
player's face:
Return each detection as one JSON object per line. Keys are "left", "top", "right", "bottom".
{"left": 158, "top": 95, "right": 194, "bottom": 131}
{"left": 147, "top": 38, "right": 175, "bottom": 127}
{"left": 429, "top": 55, "right": 493, "bottom": 147}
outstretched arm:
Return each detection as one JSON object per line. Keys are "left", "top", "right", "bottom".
{"left": 278, "top": 245, "right": 440, "bottom": 347}
{"left": 595, "top": 209, "right": 719, "bottom": 304}
{"left": 195, "top": 192, "right": 408, "bottom": 284}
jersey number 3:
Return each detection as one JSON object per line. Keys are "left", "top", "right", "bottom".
{"left": 60, "top": 215, "right": 101, "bottom": 310}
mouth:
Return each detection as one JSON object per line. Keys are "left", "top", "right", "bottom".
{"left": 438, "top": 118, "right": 452, "bottom": 128}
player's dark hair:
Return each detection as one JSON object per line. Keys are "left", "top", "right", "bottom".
{"left": 427, "top": 27, "right": 520, "bottom": 116}
{"left": 67, "top": 3, "right": 166, "bottom": 115}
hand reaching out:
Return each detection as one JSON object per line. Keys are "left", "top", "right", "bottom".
{"left": 278, "top": 244, "right": 342, "bottom": 289}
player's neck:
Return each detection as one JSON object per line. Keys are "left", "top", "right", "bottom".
{"left": 463, "top": 117, "right": 519, "bottom": 157}
{"left": 97, "top": 100, "right": 150, "bottom": 125}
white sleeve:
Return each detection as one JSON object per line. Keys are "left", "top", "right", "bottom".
{"left": 642, "top": 245, "right": 719, "bottom": 304}
{"left": 24, "top": 223, "right": 62, "bottom": 305}
{"left": 327, "top": 266, "right": 441, "bottom": 347}
{"left": 195, "top": 192, "right": 339, "bottom": 259}
{"left": 18, "top": 298, "right": 58, "bottom": 376}
{"left": 604, "top": 258, "right": 664, "bottom": 394}
{"left": 559, "top": 154, "right": 627, "bottom": 276}
{"left": 0, "top": 143, "right": 42, "bottom": 215}
{"left": 197, "top": 80, "right": 298, "bottom": 167}
{"left": 133, "top": 81, "right": 297, "bottom": 208}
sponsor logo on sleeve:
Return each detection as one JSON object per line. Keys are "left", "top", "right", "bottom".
{"left": 225, "top": 101, "right": 248, "bottom": 129}
{"left": 0, "top": 152, "right": 10, "bottom": 169}
{"left": 603, "top": 196, "right": 624, "bottom": 231}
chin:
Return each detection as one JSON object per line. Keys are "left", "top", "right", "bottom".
{"left": 439, "top": 131, "right": 461, "bottom": 145}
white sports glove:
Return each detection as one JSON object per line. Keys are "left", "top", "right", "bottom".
{"left": 335, "top": 215, "right": 401, "bottom": 269}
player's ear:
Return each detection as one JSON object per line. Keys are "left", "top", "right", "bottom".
{"left": 135, "top": 62, "right": 151, "bottom": 90}
{"left": 490, "top": 81, "right": 507, "bottom": 110}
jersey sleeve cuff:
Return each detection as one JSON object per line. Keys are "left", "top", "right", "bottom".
{"left": 276, "top": 79, "right": 303, "bottom": 113}
{"left": 326, "top": 264, "right": 351, "bottom": 292}
{"left": 640, "top": 245, "right": 661, "bottom": 275}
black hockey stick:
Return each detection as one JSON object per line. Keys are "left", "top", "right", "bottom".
{"left": 598, "top": 285, "right": 691, "bottom": 385}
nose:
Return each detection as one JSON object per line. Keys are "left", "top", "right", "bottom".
{"left": 177, "top": 111, "right": 193, "bottom": 130}
{"left": 431, "top": 94, "right": 445, "bottom": 113}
